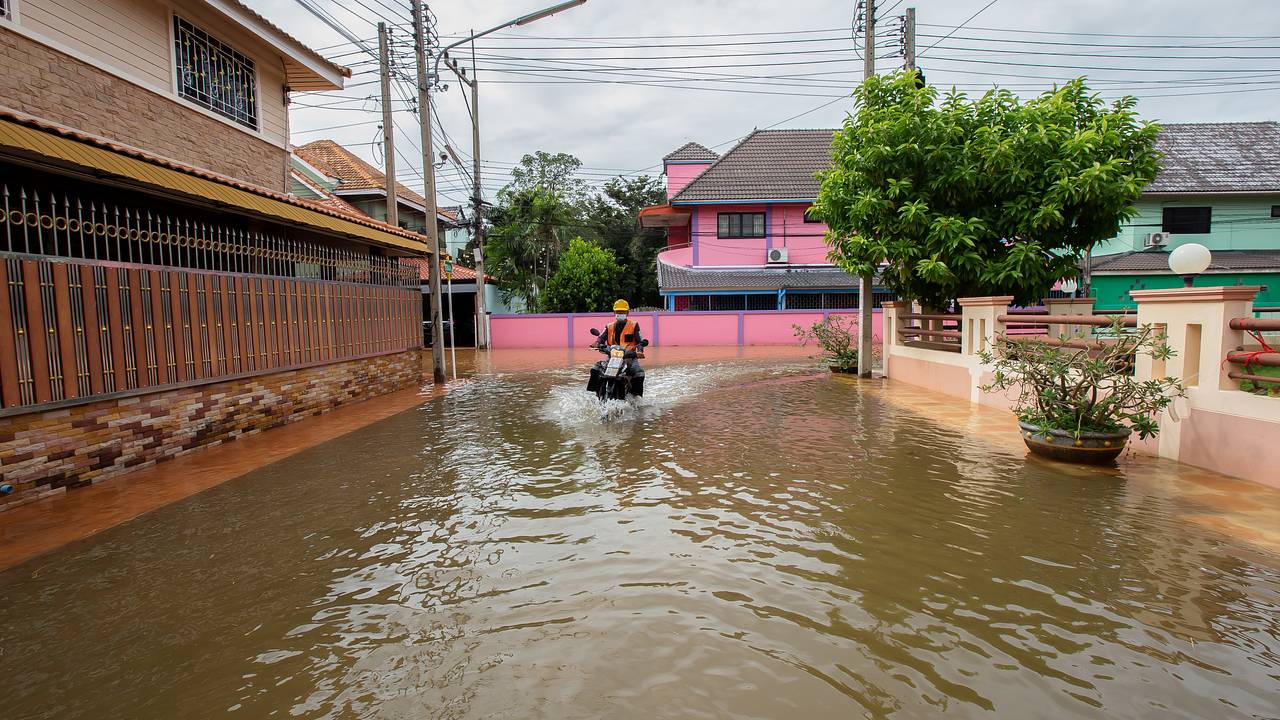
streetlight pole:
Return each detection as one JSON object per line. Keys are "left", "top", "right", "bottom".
{"left": 431, "top": 0, "right": 589, "bottom": 349}
{"left": 442, "top": 49, "right": 488, "bottom": 348}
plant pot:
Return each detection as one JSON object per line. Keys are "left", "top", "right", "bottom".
{"left": 1017, "top": 422, "right": 1130, "bottom": 465}
{"left": 829, "top": 365, "right": 859, "bottom": 374}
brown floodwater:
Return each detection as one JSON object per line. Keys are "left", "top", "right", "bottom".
{"left": 1, "top": 353, "right": 1279, "bottom": 719}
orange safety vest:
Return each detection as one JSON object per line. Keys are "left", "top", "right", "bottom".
{"left": 605, "top": 319, "right": 640, "bottom": 350}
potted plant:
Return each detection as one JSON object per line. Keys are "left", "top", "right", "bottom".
{"left": 794, "top": 315, "right": 868, "bottom": 373}
{"left": 979, "top": 320, "right": 1185, "bottom": 464}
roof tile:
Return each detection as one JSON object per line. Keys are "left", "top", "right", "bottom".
{"left": 670, "top": 129, "right": 834, "bottom": 203}
{"left": 295, "top": 139, "right": 431, "bottom": 209}
{"left": 1088, "top": 249, "right": 1280, "bottom": 273}
{"left": 664, "top": 142, "right": 719, "bottom": 162}
{"left": 1148, "top": 122, "right": 1280, "bottom": 193}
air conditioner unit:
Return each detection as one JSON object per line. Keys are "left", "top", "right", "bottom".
{"left": 1144, "top": 232, "right": 1170, "bottom": 248}
{"left": 766, "top": 247, "right": 789, "bottom": 264}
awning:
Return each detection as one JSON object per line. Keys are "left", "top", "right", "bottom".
{"left": 0, "top": 114, "right": 430, "bottom": 255}
{"left": 639, "top": 204, "right": 692, "bottom": 228}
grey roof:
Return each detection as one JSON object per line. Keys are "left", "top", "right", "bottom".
{"left": 670, "top": 129, "right": 835, "bottom": 203}
{"left": 1147, "top": 122, "right": 1280, "bottom": 193}
{"left": 658, "top": 261, "right": 868, "bottom": 291}
{"left": 663, "top": 142, "right": 719, "bottom": 162}
{"left": 1087, "top": 249, "right": 1280, "bottom": 273}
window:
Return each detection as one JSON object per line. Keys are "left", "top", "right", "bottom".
{"left": 717, "top": 212, "right": 765, "bottom": 238}
{"left": 1271, "top": 205, "right": 1280, "bottom": 218}
{"left": 174, "top": 16, "right": 258, "bottom": 129}
{"left": 0, "top": 0, "right": 11, "bottom": 20}
{"left": 1162, "top": 206, "right": 1211, "bottom": 234}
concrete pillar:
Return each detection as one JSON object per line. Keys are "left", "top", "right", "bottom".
{"left": 957, "top": 296, "right": 1014, "bottom": 357}
{"left": 880, "top": 300, "right": 908, "bottom": 376}
{"left": 1131, "top": 285, "right": 1261, "bottom": 459}
{"left": 1044, "top": 296, "right": 1096, "bottom": 339}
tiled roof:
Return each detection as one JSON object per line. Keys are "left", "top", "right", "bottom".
{"left": 401, "top": 257, "right": 490, "bottom": 282}
{"left": 670, "top": 129, "right": 835, "bottom": 203}
{"left": 0, "top": 109, "right": 429, "bottom": 253}
{"left": 295, "top": 140, "right": 431, "bottom": 208}
{"left": 664, "top": 142, "right": 719, "bottom": 162}
{"left": 1087, "top": 249, "right": 1280, "bottom": 273}
{"left": 667, "top": 122, "right": 1280, "bottom": 204}
{"left": 658, "top": 260, "right": 867, "bottom": 291}
{"left": 1148, "top": 122, "right": 1280, "bottom": 193}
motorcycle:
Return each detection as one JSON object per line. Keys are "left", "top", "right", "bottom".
{"left": 586, "top": 328, "right": 648, "bottom": 403}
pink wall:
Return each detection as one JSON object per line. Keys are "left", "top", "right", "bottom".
{"left": 690, "top": 203, "right": 832, "bottom": 267}
{"left": 1178, "top": 407, "right": 1280, "bottom": 491}
{"left": 666, "top": 161, "right": 713, "bottom": 197}
{"left": 491, "top": 310, "right": 883, "bottom": 349}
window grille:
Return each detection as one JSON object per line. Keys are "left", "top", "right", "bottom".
{"left": 717, "top": 212, "right": 766, "bottom": 238}
{"left": 709, "top": 294, "right": 746, "bottom": 311}
{"left": 174, "top": 17, "right": 258, "bottom": 129}
{"left": 747, "top": 293, "right": 776, "bottom": 311}
{"left": 785, "top": 292, "right": 822, "bottom": 310}
{"left": 0, "top": 0, "right": 10, "bottom": 20}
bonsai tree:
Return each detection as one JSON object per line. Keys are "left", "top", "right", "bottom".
{"left": 811, "top": 72, "right": 1161, "bottom": 308}
{"left": 793, "top": 316, "right": 874, "bottom": 372}
{"left": 979, "top": 320, "right": 1185, "bottom": 439}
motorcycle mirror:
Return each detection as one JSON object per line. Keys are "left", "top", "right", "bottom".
{"left": 589, "top": 328, "right": 600, "bottom": 336}
{"left": 641, "top": 339, "right": 650, "bottom": 347}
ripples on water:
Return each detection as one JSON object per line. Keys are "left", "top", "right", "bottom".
{"left": 1, "top": 358, "right": 1279, "bottom": 719}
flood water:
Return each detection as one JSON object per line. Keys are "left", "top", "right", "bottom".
{"left": 2, "top": 354, "right": 1279, "bottom": 719}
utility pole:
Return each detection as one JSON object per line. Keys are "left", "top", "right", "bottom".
{"left": 904, "top": 7, "right": 916, "bottom": 70}
{"left": 469, "top": 37, "right": 489, "bottom": 349}
{"left": 858, "top": 0, "right": 875, "bottom": 379}
{"left": 412, "top": 0, "right": 446, "bottom": 383}
{"left": 444, "top": 41, "right": 489, "bottom": 348}
{"left": 377, "top": 22, "right": 398, "bottom": 228}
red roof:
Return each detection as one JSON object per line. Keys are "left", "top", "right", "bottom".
{"left": 401, "top": 257, "right": 490, "bottom": 282}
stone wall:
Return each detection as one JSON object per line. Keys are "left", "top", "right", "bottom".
{"left": 0, "top": 350, "right": 424, "bottom": 508}
{"left": 0, "top": 26, "right": 287, "bottom": 191}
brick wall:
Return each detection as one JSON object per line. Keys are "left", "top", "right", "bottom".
{"left": 0, "top": 26, "right": 287, "bottom": 191}
{"left": 0, "top": 350, "right": 424, "bottom": 507}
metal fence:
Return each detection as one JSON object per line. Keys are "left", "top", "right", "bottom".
{"left": 1, "top": 183, "right": 419, "bottom": 287}
{"left": 0, "top": 254, "right": 422, "bottom": 412}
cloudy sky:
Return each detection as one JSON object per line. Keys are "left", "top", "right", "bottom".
{"left": 247, "top": 0, "right": 1280, "bottom": 207}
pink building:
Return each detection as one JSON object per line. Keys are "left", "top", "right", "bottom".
{"left": 641, "top": 131, "right": 887, "bottom": 311}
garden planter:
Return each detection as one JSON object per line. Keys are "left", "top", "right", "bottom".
{"left": 1017, "top": 422, "right": 1130, "bottom": 464}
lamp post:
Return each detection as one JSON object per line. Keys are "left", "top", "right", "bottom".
{"left": 1060, "top": 278, "right": 1079, "bottom": 298}
{"left": 1168, "top": 243, "right": 1212, "bottom": 288}
{"left": 432, "top": 0, "right": 589, "bottom": 350}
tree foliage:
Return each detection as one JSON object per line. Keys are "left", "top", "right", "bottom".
{"left": 484, "top": 149, "right": 665, "bottom": 311}
{"left": 812, "top": 72, "right": 1161, "bottom": 308}
{"left": 588, "top": 176, "right": 667, "bottom": 308}
{"left": 542, "top": 237, "right": 621, "bottom": 313}
{"left": 484, "top": 187, "right": 577, "bottom": 306}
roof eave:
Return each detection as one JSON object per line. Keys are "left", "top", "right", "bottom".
{"left": 203, "top": 0, "right": 349, "bottom": 91}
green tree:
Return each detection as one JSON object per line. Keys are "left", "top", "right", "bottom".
{"left": 811, "top": 73, "right": 1160, "bottom": 308}
{"left": 588, "top": 176, "right": 667, "bottom": 307}
{"left": 485, "top": 187, "right": 579, "bottom": 307}
{"left": 542, "top": 237, "right": 621, "bottom": 313}
{"left": 501, "top": 151, "right": 591, "bottom": 205}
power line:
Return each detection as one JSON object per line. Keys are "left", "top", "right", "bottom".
{"left": 920, "top": 0, "right": 1002, "bottom": 57}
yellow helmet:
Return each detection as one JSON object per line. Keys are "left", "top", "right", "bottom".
{"left": 613, "top": 299, "right": 630, "bottom": 313}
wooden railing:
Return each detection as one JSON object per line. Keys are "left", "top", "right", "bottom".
{"left": 898, "top": 313, "right": 962, "bottom": 353}
{"left": 0, "top": 254, "right": 422, "bottom": 412}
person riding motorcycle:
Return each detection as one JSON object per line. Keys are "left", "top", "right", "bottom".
{"left": 589, "top": 299, "right": 645, "bottom": 397}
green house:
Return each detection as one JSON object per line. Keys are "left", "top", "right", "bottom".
{"left": 1086, "top": 122, "right": 1280, "bottom": 310}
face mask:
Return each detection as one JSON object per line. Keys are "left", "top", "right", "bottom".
{"left": 615, "top": 314, "right": 627, "bottom": 322}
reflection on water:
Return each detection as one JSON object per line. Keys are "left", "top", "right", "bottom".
{"left": 1, "top": 358, "right": 1279, "bottom": 719}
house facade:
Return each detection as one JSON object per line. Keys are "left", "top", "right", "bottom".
{"left": 0, "top": 0, "right": 428, "bottom": 505}
{"left": 644, "top": 132, "right": 885, "bottom": 312}
{"left": 1086, "top": 122, "right": 1280, "bottom": 310}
